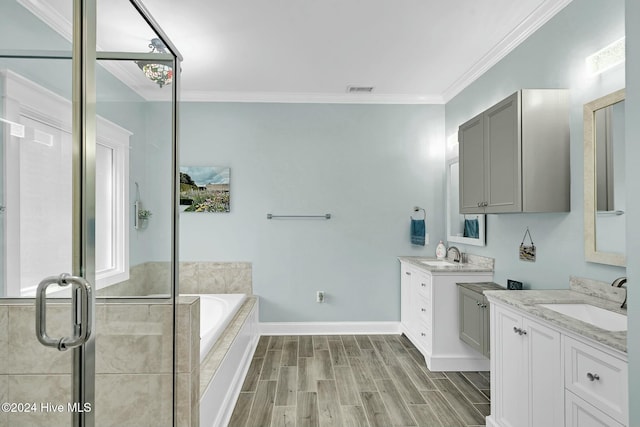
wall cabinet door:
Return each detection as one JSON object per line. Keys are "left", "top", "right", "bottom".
{"left": 459, "top": 113, "right": 485, "bottom": 212}
{"left": 484, "top": 92, "right": 521, "bottom": 212}
{"left": 458, "top": 89, "right": 569, "bottom": 214}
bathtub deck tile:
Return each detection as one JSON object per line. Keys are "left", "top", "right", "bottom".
{"left": 231, "top": 334, "right": 490, "bottom": 427}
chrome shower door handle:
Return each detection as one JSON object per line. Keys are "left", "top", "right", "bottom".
{"left": 35, "top": 273, "right": 93, "bottom": 351}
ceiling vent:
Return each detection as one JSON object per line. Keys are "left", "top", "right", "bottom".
{"left": 347, "top": 85, "right": 374, "bottom": 93}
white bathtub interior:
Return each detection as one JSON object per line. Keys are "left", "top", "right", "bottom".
{"left": 182, "top": 293, "right": 247, "bottom": 362}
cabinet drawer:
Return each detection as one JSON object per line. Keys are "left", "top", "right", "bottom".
{"left": 416, "top": 322, "right": 432, "bottom": 352}
{"left": 564, "top": 336, "right": 628, "bottom": 425}
{"left": 415, "top": 294, "right": 432, "bottom": 324}
{"left": 565, "top": 390, "right": 624, "bottom": 427}
{"left": 416, "top": 275, "right": 431, "bottom": 297}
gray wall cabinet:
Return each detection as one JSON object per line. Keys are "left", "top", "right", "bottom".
{"left": 459, "top": 90, "right": 570, "bottom": 214}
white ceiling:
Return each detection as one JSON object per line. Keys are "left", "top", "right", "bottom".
{"left": 21, "top": 0, "right": 572, "bottom": 103}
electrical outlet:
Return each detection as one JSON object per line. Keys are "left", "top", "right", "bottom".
{"left": 316, "top": 291, "right": 325, "bottom": 303}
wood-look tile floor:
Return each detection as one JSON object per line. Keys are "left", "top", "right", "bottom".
{"left": 229, "top": 334, "right": 490, "bottom": 427}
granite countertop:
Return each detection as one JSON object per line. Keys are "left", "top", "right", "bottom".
{"left": 458, "top": 282, "right": 504, "bottom": 293}
{"left": 398, "top": 255, "right": 494, "bottom": 273}
{"left": 484, "top": 289, "right": 627, "bottom": 354}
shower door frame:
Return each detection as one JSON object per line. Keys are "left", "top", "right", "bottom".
{"left": 0, "top": 1, "right": 182, "bottom": 426}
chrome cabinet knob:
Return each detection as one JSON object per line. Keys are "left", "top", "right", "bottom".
{"left": 421, "top": 332, "right": 426, "bottom": 337}
{"left": 587, "top": 372, "right": 600, "bottom": 381}
{"left": 405, "top": 271, "right": 411, "bottom": 276}
{"left": 421, "top": 308, "right": 426, "bottom": 312}
{"left": 421, "top": 283, "right": 426, "bottom": 287}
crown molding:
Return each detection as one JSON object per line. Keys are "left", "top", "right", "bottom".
{"left": 441, "top": 0, "right": 573, "bottom": 103}
{"left": 17, "top": 0, "right": 154, "bottom": 101}
{"left": 19, "top": 0, "right": 572, "bottom": 106}
{"left": 180, "top": 90, "right": 444, "bottom": 104}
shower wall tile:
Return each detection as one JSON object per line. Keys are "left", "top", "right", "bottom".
{"left": 96, "top": 303, "right": 173, "bottom": 374}
{"left": 6, "top": 305, "right": 72, "bottom": 374}
{"left": 0, "top": 375, "right": 7, "bottom": 427}
{"left": 191, "top": 262, "right": 253, "bottom": 294}
{"left": 176, "top": 296, "right": 199, "bottom": 374}
{"left": 179, "top": 262, "right": 199, "bottom": 294}
{"left": 95, "top": 373, "right": 172, "bottom": 427}
{"left": 145, "top": 262, "right": 172, "bottom": 296}
{"left": 0, "top": 307, "right": 7, "bottom": 374}
{"left": 6, "top": 374, "right": 71, "bottom": 427}
{"left": 176, "top": 369, "right": 200, "bottom": 427}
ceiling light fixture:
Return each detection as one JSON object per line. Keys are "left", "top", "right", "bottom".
{"left": 136, "top": 38, "right": 173, "bottom": 88}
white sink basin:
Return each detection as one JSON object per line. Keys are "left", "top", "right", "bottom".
{"left": 538, "top": 303, "right": 627, "bottom": 331}
{"left": 420, "top": 260, "right": 456, "bottom": 267}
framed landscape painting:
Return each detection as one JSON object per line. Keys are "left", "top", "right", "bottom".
{"left": 179, "top": 166, "right": 230, "bottom": 212}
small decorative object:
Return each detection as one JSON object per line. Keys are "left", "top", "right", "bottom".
{"left": 134, "top": 182, "right": 151, "bottom": 230}
{"left": 507, "top": 279, "right": 523, "bottom": 290}
{"left": 436, "top": 240, "right": 447, "bottom": 259}
{"left": 519, "top": 227, "right": 536, "bottom": 262}
{"left": 137, "top": 209, "right": 152, "bottom": 220}
{"left": 180, "top": 166, "right": 230, "bottom": 212}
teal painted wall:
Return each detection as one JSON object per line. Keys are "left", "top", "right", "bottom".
{"left": 625, "top": 0, "right": 638, "bottom": 424}
{"left": 179, "top": 103, "right": 445, "bottom": 321}
{"left": 445, "top": 0, "right": 626, "bottom": 289}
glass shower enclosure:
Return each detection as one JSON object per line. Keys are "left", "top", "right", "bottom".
{"left": 0, "top": 0, "right": 181, "bottom": 426}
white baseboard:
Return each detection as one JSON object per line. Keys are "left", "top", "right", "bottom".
{"left": 485, "top": 415, "right": 498, "bottom": 427}
{"left": 259, "top": 321, "right": 402, "bottom": 336}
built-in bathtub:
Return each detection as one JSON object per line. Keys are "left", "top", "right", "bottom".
{"left": 183, "top": 293, "right": 247, "bottom": 362}
{"left": 179, "top": 293, "right": 258, "bottom": 427}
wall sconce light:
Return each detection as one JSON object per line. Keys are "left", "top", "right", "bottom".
{"left": 136, "top": 38, "right": 173, "bottom": 88}
{"left": 586, "top": 37, "right": 625, "bottom": 76}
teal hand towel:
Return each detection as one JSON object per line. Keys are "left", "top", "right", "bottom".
{"left": 464, "top": 218, "right": 479, "bottom": 238}
{"left": 411, "top": 219, "right": 425, "bottom": 246}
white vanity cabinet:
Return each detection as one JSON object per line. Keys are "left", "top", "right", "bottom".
{"left": 490, "top": 303, "right": 563, "bottom": 427}
{"left": 400, "top": 261, "right": 493, "bottom": 371}
{"left": 459, "top": 89, "right": 570, "bottom": 214}
{"left": 487, "top": 299, "right": 628, "bottom": 427}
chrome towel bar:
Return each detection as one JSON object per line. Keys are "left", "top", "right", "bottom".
{"left": 267, "top": 213, "right": 331, "bottom": 219}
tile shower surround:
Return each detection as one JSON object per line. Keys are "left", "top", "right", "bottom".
{"left": 97, "top": 261, "right": 253, "bottom": 297}
{"left": 1, "top": 262, "right": 253, "bottom": 427}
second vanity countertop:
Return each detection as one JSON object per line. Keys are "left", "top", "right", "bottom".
{"left": 484, "top": 289, "right": 627, "bottom": 354}
{"left": 398, "top": 255, "right": 494, "bottom": 273}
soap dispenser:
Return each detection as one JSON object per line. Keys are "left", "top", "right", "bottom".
{"left": 435, "top": 240, "right": 447, "bottom": 259}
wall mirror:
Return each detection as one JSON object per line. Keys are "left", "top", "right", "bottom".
{"left": 446, "top": 158, "right": 486, "bottom": 246}
{"left": 584, "top": 89, "right": 626, "bottom": 266}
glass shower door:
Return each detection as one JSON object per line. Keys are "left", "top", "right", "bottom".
{"left": 0, "top": 0, "right": 96, "bottom": 425}
{"left": 1, "top": 1, "right": 180, "bottom": 426}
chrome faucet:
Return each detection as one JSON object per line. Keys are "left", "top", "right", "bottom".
{"left": 611, "top": 277, "right": 627, "bottom": 309}
{"left": 447, "top": 246, "right": 461, "bottom": 263}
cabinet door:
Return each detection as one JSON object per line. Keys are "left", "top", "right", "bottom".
{"left": 482, "top": 296, "right": 490, "bottom": 357}
{"left": 458, "top": 287, "right": 484, "bottom": 354}
{"left": 459, "top": 112, "right": 485, "bottom": 213}
{"left": 484, "top": 92, "right": 522, "bottom": 213}
{"left": 493, "top": 306, "right": 527, "bottom": 427}
{"left": 525, "top": 318, "right": 563, "bottom": 427}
